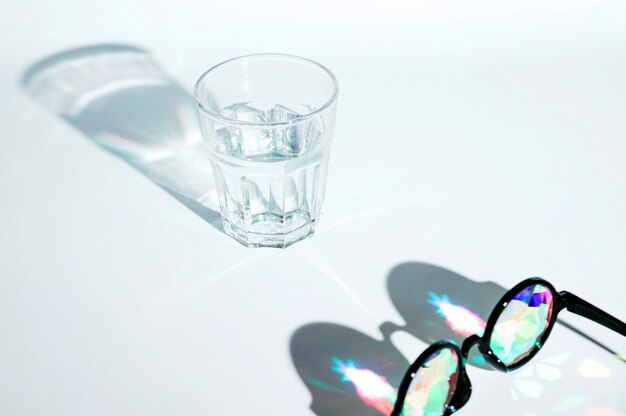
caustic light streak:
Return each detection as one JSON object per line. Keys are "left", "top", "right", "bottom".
{"left": 427, "top": 291, "right": 487, "bottom": 337}
{"left": 332, "top": 358, "right": 397, "bottom": 415}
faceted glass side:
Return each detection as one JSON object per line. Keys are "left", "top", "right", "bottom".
{"left": 489, "top": 284, "right": 554, "bottom": 366}
{"left": 198, "top": 101, "right": 336, "bottom": 248}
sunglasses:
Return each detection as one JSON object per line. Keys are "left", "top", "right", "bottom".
{"left": 391, "top": 277, "right": 626, "bottom": 416}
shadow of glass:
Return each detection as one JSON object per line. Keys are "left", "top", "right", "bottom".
{"left": 22, "top": 44, "right": 222, "bottom": 229}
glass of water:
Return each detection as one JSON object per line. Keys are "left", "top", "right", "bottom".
{"left": 194, "top": 54, "right": 339, "bottom": 248}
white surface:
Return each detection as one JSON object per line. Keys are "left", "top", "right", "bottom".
{"left": 1, "top": 0, "right": 626, "bottom": 415}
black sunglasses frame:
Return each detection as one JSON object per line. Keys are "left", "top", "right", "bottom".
{"left": 391, "top": 277, "right": 626, "bottom": 416}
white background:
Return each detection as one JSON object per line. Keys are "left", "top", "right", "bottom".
{"left": 1, "top": 0, "right": 626, "bottom": 415}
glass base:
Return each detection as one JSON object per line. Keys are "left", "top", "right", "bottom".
{"left": 222, "top": 213, "right": 315, "bottom": 248}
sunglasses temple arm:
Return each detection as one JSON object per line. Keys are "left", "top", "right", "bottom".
{"left": 560, "top": 291, "right": 626, "bottom": 337}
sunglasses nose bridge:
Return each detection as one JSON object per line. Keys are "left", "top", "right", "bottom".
{"left": 461, "top": 334, "right": 482, "bottom": 357}
{"left": 379, "top": 321, "right": 405, "bottom": 340}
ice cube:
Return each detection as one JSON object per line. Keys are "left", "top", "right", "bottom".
{"left": 274, "top": 106, "right": 324, "bottom": 157}
{"left": 220, "top": 102, "right": 268, "bottom": 123}
{"left": 214, "top": 103, "right": 324, "bottom": 158}
{"left": 217, "top": 103, "right": 275, "bottom": 156}
{"left": 269, "top": 104, "right": 302, "bottom": 123}
{"left": 269, "top": 104, "right": 303, "bottom": 156}
{"left": 215, "top": 126, "right": 242, "bottom": 156}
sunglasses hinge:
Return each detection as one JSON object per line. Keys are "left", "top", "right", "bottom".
{"left": 558, "top": 291, "right": 573, "bottom": 311}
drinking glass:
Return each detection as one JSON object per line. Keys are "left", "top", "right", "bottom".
{"left": 194, "top": 54, "right": 339, "bottom": 248}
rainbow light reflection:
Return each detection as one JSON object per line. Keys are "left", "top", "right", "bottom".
{"left": 427, "top": 291, "right": 487, "bottom": 337}
{"left": 332, "top": 358, "right": 397, "bottom": 415}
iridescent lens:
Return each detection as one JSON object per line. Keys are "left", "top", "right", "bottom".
{"left": 489, "top": 283, "right": 554, "bottom": 366}
{"left": 402, "top": 347, "right": 460, "bottom": 416}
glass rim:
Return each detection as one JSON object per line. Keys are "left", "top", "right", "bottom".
{"left": 193, "top": 53, "right": 339, "bottom": 127}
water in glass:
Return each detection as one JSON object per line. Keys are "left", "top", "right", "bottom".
{"left": 207, "top": 101, "right": 331, "bottom": 248}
